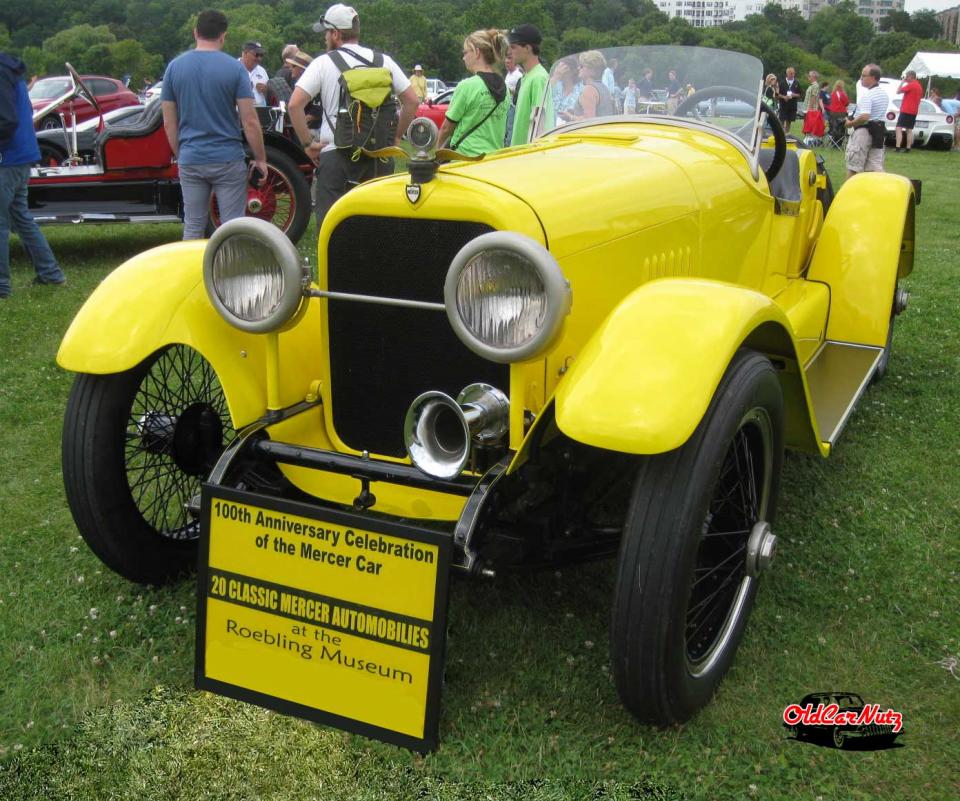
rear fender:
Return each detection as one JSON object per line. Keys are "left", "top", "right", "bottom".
{"left": 806, "top": 172, "right": 915, "bottom": 346}
{"left": 554, "top": 278, "right": 823, "bottom": 455}
{"left": 56, "top": 241, "right": 322, "bottom": 428}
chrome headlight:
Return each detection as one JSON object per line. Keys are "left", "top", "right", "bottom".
{"left": 203, "top": 217, "right": 305, "bottom": 333}
{"left": 444, "top": 232, "right": 571, "bottom": 363}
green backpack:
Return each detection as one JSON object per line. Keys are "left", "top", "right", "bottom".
{"left": 326, "top": 48, "right": 398, "bottom": 158}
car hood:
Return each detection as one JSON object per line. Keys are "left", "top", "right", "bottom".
{"left": 441, "top": 125, "right": 747, "bottom": 259}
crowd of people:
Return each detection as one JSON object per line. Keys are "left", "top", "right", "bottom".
{"left": 4, "top": 5, "right": 960, "bottom": 293}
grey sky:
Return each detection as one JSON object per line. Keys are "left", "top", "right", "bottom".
{"left": 903, "top": 0, "right": 956, "bottom": 12}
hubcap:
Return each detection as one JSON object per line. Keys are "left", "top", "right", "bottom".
{"left": 893, "top": 287, "right": 910, "bottom": 315}
{"left": 745, "top": 521, "right": 777, "bottom": 577}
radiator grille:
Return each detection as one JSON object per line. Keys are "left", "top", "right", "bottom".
{"left": 327, "top": 216, "right": 510, "bottom": 457}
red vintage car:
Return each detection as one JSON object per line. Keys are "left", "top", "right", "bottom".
{"left": 31, "top": 73, "right": 140, "bottom": 130}
{"left": 416, "top": 88, "right": 453, "bottom": 128}
{"left": 29, "top": 65, "right": 313, "bottom": 243}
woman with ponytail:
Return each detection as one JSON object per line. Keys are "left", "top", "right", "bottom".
{"left": 437, "top": 29, "right": 509, "bottom": 156}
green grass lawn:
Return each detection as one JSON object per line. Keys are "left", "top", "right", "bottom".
{"left": 1, "top": 149, "right": 958, "bottom": 800}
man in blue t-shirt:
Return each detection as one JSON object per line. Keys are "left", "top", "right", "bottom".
{"left": 161, "top": 9, "right": 267, "bottom": 239}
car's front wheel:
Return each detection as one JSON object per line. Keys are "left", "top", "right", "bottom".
{"left": 62, "top": 345, "right": 233, "bottom": 584}
{"left": 611, "top": 350, "right": 784, "bottom": 724}
{"left": 39, "top": 115, "right": 62, "bottom": 131}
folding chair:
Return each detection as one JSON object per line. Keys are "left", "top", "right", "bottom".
{"left": 824, "top": 113, "right": 846, "bottom": 150}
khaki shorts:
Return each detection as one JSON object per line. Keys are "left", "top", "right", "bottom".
{"left": 846, "top": 126, "right": 884, "bottom": 173}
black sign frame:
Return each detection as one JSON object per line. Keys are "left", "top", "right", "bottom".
{"left": 195, "top": 484, "right": 452, "bottom": 752}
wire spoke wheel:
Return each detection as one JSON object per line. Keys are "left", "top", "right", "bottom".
{"left": 63, "top": 345, "right": 234, "bottom": 583}
{"left": 207, "top": 146, "right": 311, "bottom": 242}
{"left": 124, "top": 345, "right": 233, "bottom": 541}
{"left": 611, "top": 351, "right": 783, "bottom": 725}
{"left": 685, "top": 407, "right": 772, "bottom": 676}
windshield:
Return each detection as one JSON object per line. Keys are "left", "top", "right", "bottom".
{"left": 30, "top": 78, "right": 72, "bottom": 100}
{"left": 531, "top": 46, "right": 764, "bottom": 151}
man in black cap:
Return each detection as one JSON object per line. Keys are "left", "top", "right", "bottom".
{"left": 508, "top": 24, "right": 549, "bottom": 146}
{"left": 239, "top": 40, "right": 268, "bottom": 105}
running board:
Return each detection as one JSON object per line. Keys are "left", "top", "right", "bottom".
{"left": 805, "top": 341, "right": 883, "bottom": 446}
{"left": 33, "top": 214, "right": 182, "bottom": 225}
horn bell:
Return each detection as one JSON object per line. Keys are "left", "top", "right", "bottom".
{"left": 404, "top": 383, "right": 509, "bottom": 480}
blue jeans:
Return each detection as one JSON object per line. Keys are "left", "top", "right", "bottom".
{"left": 0, "top": 164, "right": 65, "bottom": 295}
{"left": 178, "top": 160, "right": 248, "bottom": 240}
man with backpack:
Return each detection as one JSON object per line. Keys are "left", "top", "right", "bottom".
{"left": 288, "top": 4, "right": 418, "bottom": 224}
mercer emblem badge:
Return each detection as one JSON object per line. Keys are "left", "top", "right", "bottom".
{"left": 405, "top": 183, "right": 421, "bottom": 204}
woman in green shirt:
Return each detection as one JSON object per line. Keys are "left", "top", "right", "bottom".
{"left": 437, "top": 29, "right": 509, "bottom": 157}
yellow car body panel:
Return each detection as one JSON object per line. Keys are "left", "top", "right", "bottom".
{"left": 553, "top": 277, "right": 824, "bottom": 455}
{"left": 56, "top": 241, "right": 325, "bottom": 429}
{"left": 806, "top": 172, "right": 915, "bottom": 347}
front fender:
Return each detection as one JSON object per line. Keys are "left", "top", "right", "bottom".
{"left": 806, "top": 172, "right": 915, "bottom": 347}
{"left": 555, "top": 278, "right": 806, "bottom": 455}
{"left": 56, "top": 241, "right": 323, "bottom": 428}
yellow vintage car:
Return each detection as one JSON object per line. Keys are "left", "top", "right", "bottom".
{"left": 58, "top": 45, "right": 914, "bottom": 728}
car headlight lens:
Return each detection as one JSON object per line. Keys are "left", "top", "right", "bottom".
{"left": 445, "top": 232, "right": 571, "bottom": 363}
{"left": 203, "top": 217, "right": 304, "bottom": 333}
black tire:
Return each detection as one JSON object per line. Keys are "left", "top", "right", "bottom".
{"left": 62, "top": 345, "right": 233, "bottom": 584}
{"left": 208, "top": 146, "right": 311, "bottom": 243}
{"left": 832, "top": 727, "right": 846, "bottom": 749}
{"left": 37, "top": 142, "right": 66, "bottom": 166}
{"left": 611, "top": 350, "right": 784, "bottom": 725}
{"left": 39, "top": 115, "right": 62, "bottom": 131}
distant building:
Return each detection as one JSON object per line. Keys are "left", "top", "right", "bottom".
{"left": 662, "top": 0, "right": 905, "bottom": 26}
{"left": 937, "top": 5, "right": 960, "bottom": 46}
{"left": 855, "top": 0, "right": 905, "bottom": 28}
{"left": 728, "top": 0, "right": 828, "bottom": 18}
{"left": 655, "top": 0, "right": 734, "bottom": 27}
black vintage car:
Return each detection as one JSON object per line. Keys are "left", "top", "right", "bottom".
{"left": 785, "top": 692, "right": 902, "bottom": 748}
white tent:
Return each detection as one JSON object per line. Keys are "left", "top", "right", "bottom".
{"left": 903, "top": 52, "right": 960, "bottom": 93}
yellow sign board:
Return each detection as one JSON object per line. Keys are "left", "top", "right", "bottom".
{"left": 195, "top": 486, "right": 451, "bottom": 751}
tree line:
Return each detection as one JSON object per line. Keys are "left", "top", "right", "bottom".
{"left": 0, "top": 0, "right": 956, "bottom": 92}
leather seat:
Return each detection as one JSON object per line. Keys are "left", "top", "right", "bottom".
{"left": 96, "top": 100, "right": 164, "bottom": 147}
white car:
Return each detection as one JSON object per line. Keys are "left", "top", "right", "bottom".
{"left": 874, "top": 78, "right": 954, "bottom": 149}
{"left": 425, "top": 78, "right": 447, "bottom": 100}
{"left": 144, "top": 81, "right": 162, "bottom": 103}
{"left": 883, "top": 96, "right": 954, "bottom": 149}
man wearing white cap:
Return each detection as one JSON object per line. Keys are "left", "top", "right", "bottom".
{"left": 288, "top": 4, "right": 419, "bottom": 223}
{"left": 410, "top": 64, "right": 427, "bottom": 102}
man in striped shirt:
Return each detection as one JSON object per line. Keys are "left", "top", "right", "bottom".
{"left": 844, "top": 64, "right": 887, "bottom": 178}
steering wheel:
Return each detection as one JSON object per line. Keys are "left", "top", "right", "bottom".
{"left": 675, "top": 85, "right": 786, "bottom": 184}
{"left": 65, "top": 62, "right": 102, "bottom": 118}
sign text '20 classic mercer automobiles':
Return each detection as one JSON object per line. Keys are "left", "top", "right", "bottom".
{"left": 58, "top": 47, "right": 914, "bottom": 728}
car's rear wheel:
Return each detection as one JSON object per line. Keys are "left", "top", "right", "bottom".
{"left": 39, "top": 115, "right": 62, "bottom": 131}
{"left": 37, "top": 142, "right": 67, "bottom": 166}
{"left": 611, "top": 350, "right": 784, "bottom": 724}
{"left": 209, "top": 146, "right": 311, "bottom": 243}
{"left": 62, "top": 345, "right": 233, "bottom": 584}
{"left": 832, "top": 728, "right": 846, "bottom": 749}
